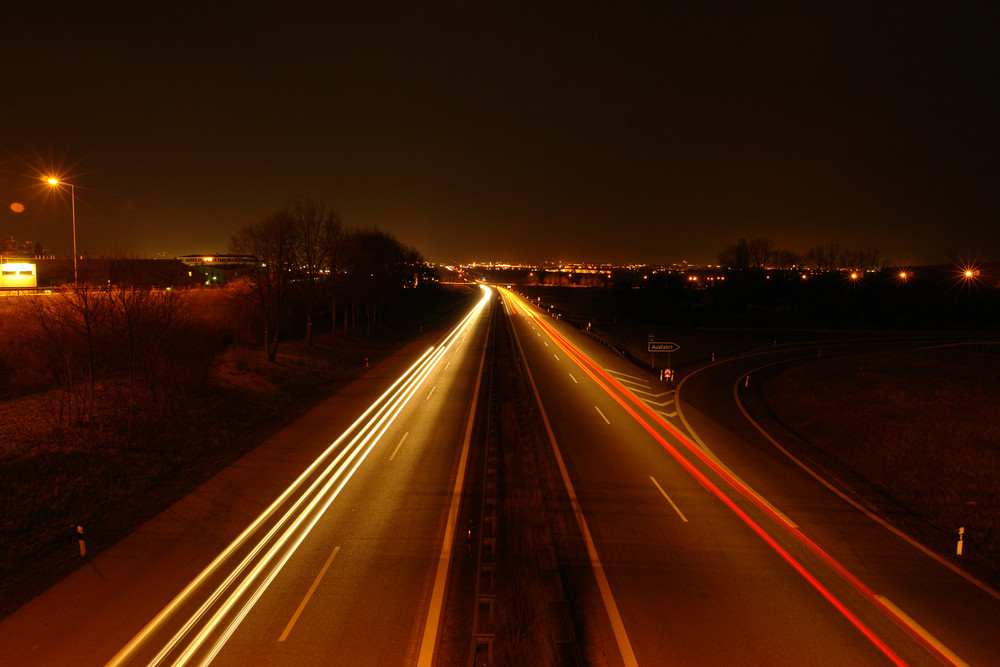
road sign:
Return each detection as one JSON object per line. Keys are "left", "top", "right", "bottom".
{"left": 648, "top": 341, "right": 680, "bottom": 352}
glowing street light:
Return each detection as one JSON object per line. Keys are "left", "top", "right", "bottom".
{"left": 958, "top": 264, "right": 982, "bottom": 341}
{"left": 45, "top": 177, "right": 78, "bottom": 283}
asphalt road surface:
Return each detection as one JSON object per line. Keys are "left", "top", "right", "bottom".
{"left": 2, "top": 283, "right": 998, "bottom": 666}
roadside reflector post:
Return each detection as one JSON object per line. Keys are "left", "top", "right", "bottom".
{"left": 76, "top": 525, "right": 86, "bottom": 557}
{"left": 957, "top": 527, "right": 964, "bottom": 556}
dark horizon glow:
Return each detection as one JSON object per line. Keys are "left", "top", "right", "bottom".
{"left": 2, "top": 4, "right": 997, "bottom": 266}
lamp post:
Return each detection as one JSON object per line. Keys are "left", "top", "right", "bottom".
{"left": 46, "top": 177, "right": 77, "bottom": 283}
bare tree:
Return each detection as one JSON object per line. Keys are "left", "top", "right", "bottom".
{"left": 290, "top": 198, "right": 343, "bottom": 346}
{"left": 746, "top": 238, "right": 775, "bottom": 268}
{"left": 838, "top": 246, "right": 882, "bottom": 271}
{"left": 230, "top": 209, "right": 297, "bottom": 362}
{"left": 110, "top": 286, "right": 151, "bottom": 427}
{"left": 864, "top": 246, "right": 881, "bottom": 270}
{"left": 339, "top": 228, "right": 415, "bottom": 334}
{"left": 774, "top": 249, "right": 802, "bottom": 268}
{"left": 806, "top": 243, "right": 841, "bottom": 270}
{"left": 718, "top": 238, "right": 750, "bottom": 269}
{"left": 19, "top": 283, "right": 112, "bottom": 425}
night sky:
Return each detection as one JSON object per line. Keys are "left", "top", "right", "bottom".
{"left": 2, "top": 3, "right": 997, "bottom": 266}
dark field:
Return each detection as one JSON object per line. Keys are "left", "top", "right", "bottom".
{"left": 758, "top": 347, "right": 1000, "bottom": 588}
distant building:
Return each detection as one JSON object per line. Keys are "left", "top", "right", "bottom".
{"left": 176, "top": 254, "right": 256, "bottom": 285}
{"left": 176, "top": 254, "right": 256, "bottom": 266}
{"left": 1, "top": 236, "right": 46, "bottom": 259}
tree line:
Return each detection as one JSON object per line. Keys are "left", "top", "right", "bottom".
{"left": 718, "top": 238, "right": 883, "bottom": 271}
{"left": 0, "top": 198, "right": 440, "bottom": 430}
{"left": 229, "top": 198, "right": 436, "bottom": 362}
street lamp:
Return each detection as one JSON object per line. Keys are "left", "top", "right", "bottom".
{"left": 46, "top": 177, "right": 77, "bottom": 283}
{"left": 958, "top": 264, "right": 982, "bottom": 347}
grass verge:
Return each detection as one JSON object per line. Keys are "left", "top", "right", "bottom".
{"left": 755, "top": 346, "right": 1000, "bottom": 588}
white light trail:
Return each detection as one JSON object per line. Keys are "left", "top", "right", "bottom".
{"left": 110, "top": 286, "right": 492, "bottom": 666}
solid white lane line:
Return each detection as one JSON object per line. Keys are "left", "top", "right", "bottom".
{"left": 416, "top": 322, "right": 490, "bottom": 667}
{"left": 389, "top": 432, "right": 409, "bottom": 461}
{"left": 569, "top": 373, "right": 578, "bottom": 384}
{"left": 278, "top": 546, "right": 341, "bottom": 643}
{"left": 650, "top": 476, "right": 688, "bottom": 522}
{"left": 876, "top": 596, "right": 969, "bottom": 667}
{"left": 594, "top": 406, "right": 611, "bottom": 425}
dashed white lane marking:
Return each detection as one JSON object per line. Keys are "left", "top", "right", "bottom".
{"left": 390, "top": 432, "right": 409, "bottom": 461}
{"left": 650, "top": 476, "right": 688, "bottom": 522}
{"left": 594, "top": 406, "right": 611, "bottom": 425}
{"left": 279, "top": 546, "right": 341, "bottom": 642}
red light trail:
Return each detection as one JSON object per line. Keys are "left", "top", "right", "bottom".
{"left": 502, "top": 287, "right": 965, "bottom": 667}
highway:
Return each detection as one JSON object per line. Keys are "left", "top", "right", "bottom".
{"left": 497, "top": 287, "right": 1000, "bottom": 666}
{"left": 2, "top": 282, "right": 998, "bottom": 666}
